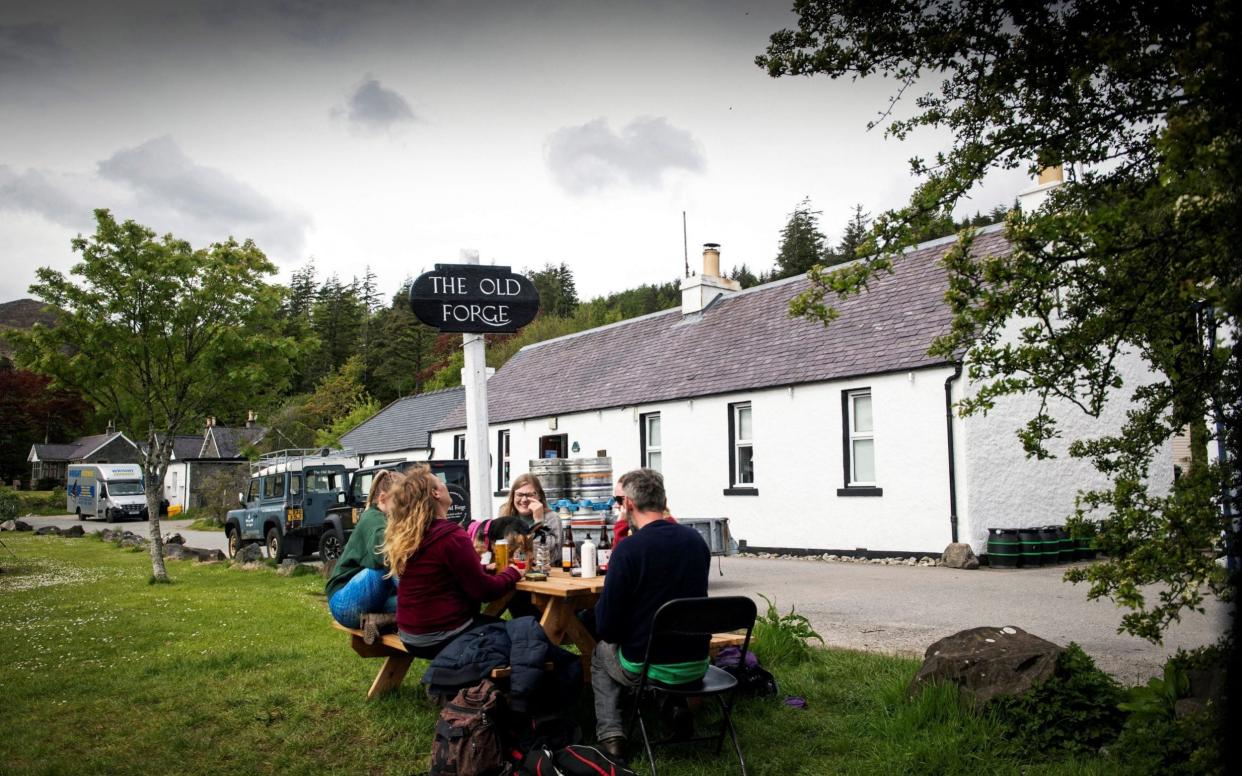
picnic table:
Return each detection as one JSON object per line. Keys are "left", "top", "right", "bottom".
{"left": 483, "top": 569, "right": 605, "bottom": 677}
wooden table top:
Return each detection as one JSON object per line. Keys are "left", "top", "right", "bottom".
{"left": 514, "top": 569, "right": 606, "bottom": 598}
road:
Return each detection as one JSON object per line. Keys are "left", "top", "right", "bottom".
{"left": 17, "top": 515, "right": 1231, "bottom": 683}
{"left": 23, "top": 513, "right": 230, "bottom": 553}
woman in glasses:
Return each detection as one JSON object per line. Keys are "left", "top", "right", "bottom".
{"left": 495, "top": 472, "right": 562, "bottom": 547}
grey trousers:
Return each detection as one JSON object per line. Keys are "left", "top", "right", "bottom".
{"left": 591, "top": 640, "right": 642, "bottom": 741}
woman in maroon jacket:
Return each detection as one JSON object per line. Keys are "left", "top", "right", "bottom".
{"left": 382, "top": 466, "right": 522, "bottom": 656}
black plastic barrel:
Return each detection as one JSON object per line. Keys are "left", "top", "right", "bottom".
{"left": 1039, "top": 527, "right": 1061, "bottom": 565}
{"left": 1076, "top": 537, "right": 1097, "bottom": 561}
{"left": 1019, "top": 529, "right": 1044, "bottom": 567}
{"left": 1057, "top": 526, "right": 1075, "bottom": 563}
{"left": 987, "top": 528, "right": 1022, "bottom": 568}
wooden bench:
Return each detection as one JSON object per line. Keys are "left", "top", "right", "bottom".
{"left": 334, "top": 622, "right": 748, "bottom": 700}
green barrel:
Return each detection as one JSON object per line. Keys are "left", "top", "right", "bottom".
{"left": 987, "top": 528, "right": 1022, "bottom": 568}
{"left": 1076, "top": 536, "right": 1097, "bottom": 561}
{"left": 1019, "top": 528, "right": 1044, "bottom": 567}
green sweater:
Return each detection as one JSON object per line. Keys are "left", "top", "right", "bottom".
{"left": 325, "top": 507, "right": 389, "bottom": 599}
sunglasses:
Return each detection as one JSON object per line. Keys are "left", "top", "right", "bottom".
{"left": 613, "top": 495, "right": 625, "bottom": 505}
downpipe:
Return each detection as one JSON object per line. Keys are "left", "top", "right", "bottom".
{"left": 945, "top": 362, "right": 963, "bottom": 544}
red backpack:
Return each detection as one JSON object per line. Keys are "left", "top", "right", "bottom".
{"left": 518, "top": 745, "right": 637, "bottom": 776}
{"left": 429, "top": 679, "right": 508, "bottom": 776}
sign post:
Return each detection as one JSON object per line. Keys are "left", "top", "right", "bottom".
{"left": 410, "top": 255, "right": 539, "bottom": 524}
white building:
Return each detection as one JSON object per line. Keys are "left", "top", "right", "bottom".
{"left": 421, "top": 228, "right": 1169, "bottom": 557}
{"left": 339, "top": 387, "right": 467, "bottom": 467}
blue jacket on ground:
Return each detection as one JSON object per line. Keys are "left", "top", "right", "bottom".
{"left": 420, "top": 616, "right": 580, "bottom": 711}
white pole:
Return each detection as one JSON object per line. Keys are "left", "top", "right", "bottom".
{"left": 459, "top": 249, "right": 493, "bottom": 522}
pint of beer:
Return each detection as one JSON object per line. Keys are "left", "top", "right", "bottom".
{"left": 493, "top": 539, "right": 509, "bottom": 569}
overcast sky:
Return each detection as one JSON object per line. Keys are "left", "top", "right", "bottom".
{"left": 0, "top": 0, "right": 1029, "bottom": 305}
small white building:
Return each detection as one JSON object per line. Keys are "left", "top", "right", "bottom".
{"left": 423, "top": 229, "right": 1169, "bottom": 557}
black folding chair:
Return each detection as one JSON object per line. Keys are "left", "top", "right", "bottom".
{"left": 624, "top": 596, "right": 757, "bottom": 776}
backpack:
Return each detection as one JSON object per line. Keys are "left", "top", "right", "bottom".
{"left": 714, "top": 646, "right": 778, "bottom": 696}
{"left": 518, "top": 745, "right": 638, "bottom": 776}
{"left": 430, "top": 679, "right": 508, "bottom": 776}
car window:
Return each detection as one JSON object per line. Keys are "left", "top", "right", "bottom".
{"left": 246, "top": 479, "right": 259, "bottom": 502}
{"left": 306, "top": 470, "right": 343, "bottom": 493}
{"left": 353, "top": 472, "right": 373, "bottom": 504}
{"left": 262, "top": 474, "right": 286, "bottom": 500}
{"left": 289, "top": 474, "right": 302, "bottom": 498}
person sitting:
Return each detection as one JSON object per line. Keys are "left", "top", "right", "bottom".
{"left": 495, "top": 472, "right": 562, "bottom": 548}
{"left": 591, "top": 469, "right": 710, "bottom": 761}
{"left": 325, "top": 469, "right": 399, "bottom": 642}
{"left": 382, "top": 465, "right": 523, "bottom": 658}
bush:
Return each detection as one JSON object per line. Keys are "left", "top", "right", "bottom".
{"left": 1110, "top": 708, "right": 1222, "bottom": 775}
{"left": 751, "top": 593, "right": 825, "bottom": 666}
{"left": 0, "top": 486, "right": 21, "bottom": 519}
{"left": 989, "top": 643, "right": 1125, "bottom": 758}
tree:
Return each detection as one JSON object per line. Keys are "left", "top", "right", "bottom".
{"left": 729, "top": 263, "right": 762, "bottom": 289}
{"left": 760, "top": 1, "right": 1239, "bottom": 642}
{"left": 527, "top": 262, "right": 579, "bottom": 318}
{"left": 15, "top": 210, "right": 298, "bottom": 581}
{"left": 0, "top": 365, "right": 92, "bottom": 485}
{"left": 774, "top": 197, "right": 828, "bottom": 279}
{"left": 832, "top": 203, "right": 871, "bottom": 266}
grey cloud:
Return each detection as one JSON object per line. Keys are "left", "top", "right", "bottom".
{"left": 545, "top": 116, "right": 706, "bottom": 195}
{"left": 0, "top": 136, "right": 309, "bottom": 258}
{"left": 0, "top": 166, "right": 96, "bottom": 228}
{"left": 0, "top": 23, "right": 67, "bottom": 78}
{"left": 338, "top": 76, "right": 416, "bottom": 130}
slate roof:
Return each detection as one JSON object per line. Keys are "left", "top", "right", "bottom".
{"left": 340, "top": 387, "right": 465, "bottom": 455}
{"left": 203, "top": 426, "right": 267, "bottom": 459}
{"left": 28, "top": 432, "right": 138, "bottom": 462}
{"left": 170, "top": 435, "right": 205, "bottom": 460}
{"left": 434, "top": 226, "right": 1010, "bottom": 429}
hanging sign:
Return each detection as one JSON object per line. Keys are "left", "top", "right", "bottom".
{"left": 409, "top": 264, "right": 540, "bottom": 333}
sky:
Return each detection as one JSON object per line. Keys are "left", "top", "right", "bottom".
{"left": 0, "top": 0, "right": 1030, "bottom": 305}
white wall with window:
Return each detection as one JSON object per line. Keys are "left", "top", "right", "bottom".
{"left": 453, "top": 434, "right": 466, "bottom": 459}
{"left": 640, "top": 412, "right": 662, "bottom": 471}
{"left": 430, "top": 366, "right": 958, "bottom": 552}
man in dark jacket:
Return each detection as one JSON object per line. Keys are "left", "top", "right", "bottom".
{"left": 591, "top": 468, "right": 710, "bottom": 759}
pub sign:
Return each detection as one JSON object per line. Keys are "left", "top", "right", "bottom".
{"left": 409, "top": 264, "right": 540, "bottom": 333}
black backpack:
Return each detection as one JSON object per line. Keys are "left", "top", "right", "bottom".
{"left": 518, "top": 745, "right": 637, "bottom": 776}
{"left": 430, "top": 679, "right": 509, "bottom": 776}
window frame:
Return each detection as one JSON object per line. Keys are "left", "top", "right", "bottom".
{"left": 496, "top": 429, "right": 511, "bottom": 493}
{"left": 453, "top": 434, "right": 466, "bottom": 460}
{"left": 839, "top": 388, "right": 883, "bottom": 497}
{"left": 724, "top": 401, "right": 758, "bottom": 495}
{"left": 640, "top": 411, "right": 662, "bottom": 471}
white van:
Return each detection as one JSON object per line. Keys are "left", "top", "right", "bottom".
{"left": 67, "top": 464, "right": 148, "bottom": 522}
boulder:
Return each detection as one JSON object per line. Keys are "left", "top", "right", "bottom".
{"left": 235, "top": 543, "right": 264, "bottom": 564}
{"left": 120, "top": 536, "right": 147, "bottom": 549}
{"left": 195, "top": 549, "right": 226, "bottom": 563}
{"left": 62, "top": 525, "right": 85, "bottom": 537}
{"left": 165, "top": 533, "right": 185, "bottom": 545}
{"left": 1, "top": 520, "right": 16, "bottom": 532}
{"left": 278, "top": 561, "right": 315, "bottom": 577}
{"left": 910, "top": 626, "right": 1063, "bottom": 706}
{"left": 163, "top": 543, "right": 191, "bottom": 560}
{"left": 941, "top": 542, "right": 980, "bottom": 569}
{"left": 35, "top": 526, "right": 62, "bottom": 536}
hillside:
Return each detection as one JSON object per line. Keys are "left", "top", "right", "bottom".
{"left": 0, "top": 298, "right": 57, "bottom": 360}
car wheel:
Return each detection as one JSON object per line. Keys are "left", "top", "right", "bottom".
{"left": 106, "top": 509, "right": 117, "bottom": 524}
{"left": 265, "top": 527, "right": 284, "bottom": 562}
{"left": 77, "top": 508, "right": 85, "bottom": 522}
{"left": 226, "top": 526, "right": 241, "bottom": 559}
{"left": 319, "top": 526, "right": 344, "bottom": 562}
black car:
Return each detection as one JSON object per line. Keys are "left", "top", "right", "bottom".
{"left": 318, "top": 459, "right": 470, "bottom": 562}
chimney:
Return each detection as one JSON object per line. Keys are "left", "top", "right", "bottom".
{"left": 206, "top": 416, "right": 216, "bottom": 429}
{"left": 246, "top": 410, "right": 257, "bottom": 428}
{"left": 681, "top": 242, "right": 741, "bottom": 316}
{"left": 1018, "top": 164, "right": 1063, "bottom": 212}
{"left": 106, "top": 419, "right": 116, "bottom": 435}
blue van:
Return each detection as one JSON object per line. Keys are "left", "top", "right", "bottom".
{"left": 225, "top": 449, "right": 358, "bottom": 561}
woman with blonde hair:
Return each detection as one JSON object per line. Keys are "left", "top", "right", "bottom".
{"left": 384, "top": 465, "right": 522, "bottom": 656}
{"left": 495, "top": 471, "right": 562, "bottom": 546}
{"left": 326, "top": 469, "right": 400, "bottom": 638}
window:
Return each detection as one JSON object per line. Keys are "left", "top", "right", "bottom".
{"left": 246, "top": 479, "right": 259, "bottom": 502}
{"left": 497, "top": 430, "right": 511, "bottom": 491}
{"left": 352, "top": 472, "right": 373, "bottom": 504}
{"left": 640, "top": 412, "right": 662, "bottom": 471}
{"left": 539, "top": 434, "right": 567, "bottom": 459}
{"left": 262, "top": 474, "right": 285, "bottom": 500}
{"left": 839, "top": 389, "right": 882, "bottom": 496}
{"left": 306, "top": 470, "right": 340, "bottom": 492}
{"left": 453, "top": 434, "right": 467, "bottom": 459}
{"left": 725, "top": 402, "right": 757, "bottom": 494}
{"left": 288, "top": 474, "right": 302, "bottom": 498}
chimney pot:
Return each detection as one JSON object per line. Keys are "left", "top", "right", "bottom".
{"left": 702, "top": 243, "right": 721, "bottom": 278}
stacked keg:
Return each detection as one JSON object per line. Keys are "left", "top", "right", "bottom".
{"left": 986, "top": 525, "right": 1097, "bottom": 568}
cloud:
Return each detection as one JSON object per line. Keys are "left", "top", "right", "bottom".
{"left": 0, "top": 22, "right": 69, "bottom": 81}
{"left": 0, "top": 136, "right": 309, "bottom": 257}
{"left": 545, "top": 116, "right": 706, "bottom": 195}
{"left": 336, "top": 76, "right": 416, "bottom": 131}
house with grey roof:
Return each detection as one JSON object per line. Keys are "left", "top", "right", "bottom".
{"left": 427, "top": 188, "right": 1169, "bottom": 556}
{"left": 339, "top": 387, "right": 466, "bottom": 467}
{"left": 27, "top": 424, "right": 139, "bottom": 486}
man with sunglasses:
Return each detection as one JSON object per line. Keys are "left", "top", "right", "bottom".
{"left": 590, "top": 468, "right": 710, "bottom": 761}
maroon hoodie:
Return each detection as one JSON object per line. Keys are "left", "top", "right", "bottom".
{"left": 395, "top": 518, "right": 522, "bottom": 636}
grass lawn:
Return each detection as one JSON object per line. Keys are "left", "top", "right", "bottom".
{"left": 0, "top": 534, "right": 1125, "bottom": 776}
{"left": 9, "top": 490, "right": 68, "bottom": 517}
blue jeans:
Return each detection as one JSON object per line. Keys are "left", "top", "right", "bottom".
{"left": 328, "top": 568, "right": 397, "bottom": 628}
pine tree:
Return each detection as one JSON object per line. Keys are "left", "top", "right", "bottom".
{"left": 774, "top": 197, "right": 827, "bottom": 279}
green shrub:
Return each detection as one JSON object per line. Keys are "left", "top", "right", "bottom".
{"left": 751, "top": 593, "right": 825, "bottom": 666}
{"left": 989, "top": 643, "right": 1125, "bottom": 758}
{"left": 1110, "top": 709, "right": 1222, "bottom": 775}
{"left": 0, "top": 486, "right": 22, "bottom": 519}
